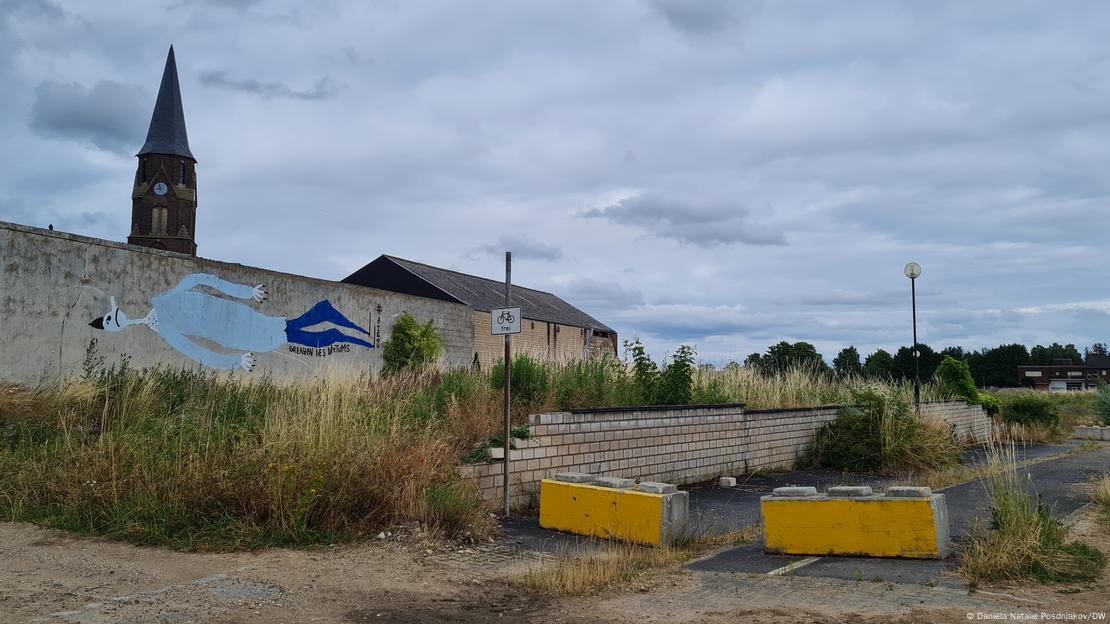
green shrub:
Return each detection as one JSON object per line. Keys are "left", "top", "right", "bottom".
{"left": 813, "top": 388, "right": 960, "bottom": 473}
{"left": 490, "top": 354, "right": 550, "bottom": 407}
{"left": 625, "top": 338, "right": 659, "bottom": 404}
{"left": 935, "top": 356, "right": 978, "bottom": 404}
{"left": 1096, "top": 385, "right": 1110, "bottom": 426}
{"left": 656, "top": 345, "right": 696, "bottom": 406}
{"left": 812, "top": 404, "right": 884, "bottom": 472}
{"left": 550, "top": 358, "right": 637, "bottom": 409}
{"left": 1000, "top": 392, "right": 1060, "bottom": 429}
{"left": 978, "top": 393, "right": 1001, "bottom": 417}
{"left": 618, "top": 340, "right": 700, "bottom": 406}
{"left": 382, "top": 313, "right": 443, "bottom": 373}
{"left": 433, "top": 370, "right": 480, "bottom": 415}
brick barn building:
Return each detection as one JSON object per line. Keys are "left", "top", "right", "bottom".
{"left": 1017, "top": 354, "right": 1110, "bottom": 391}
{"left": 344, "top": 255, "right": 618, "bottom": 365}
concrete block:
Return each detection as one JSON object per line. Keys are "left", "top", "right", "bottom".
{"left": 1073, "top": 425, "right": 1108, "bottom": 441}
{"left": 488, "top": 447, "right": 522, "bottom": 461}
{"left": 761, "top": 492, "right": 950, "bottom": 559}
{"left": 886, "top": 486, "right": 932, "bottom": 498}
{"left": 594, "top": 476, "right": 635, "bottom": 489}
{"left": 828, "top": 486, "right": 873, "bottom": 497}
{"left": 719, "top": 477, "right": 737, "bottom": 488}
{"left": 540, "top": 479, "right": 689, "bottom": 545}
{"left": 553, "top": 472, "right": 595, "bottom": 484}
{"left": 638, "top": 481, "right": 677, "bottom": 494}
{"left": 772, "top": 486, "right": 818, "bottom": 498}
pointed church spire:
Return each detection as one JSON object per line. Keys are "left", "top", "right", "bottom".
{"left": 137, "top": 45, "right": 195, "bottom": 161}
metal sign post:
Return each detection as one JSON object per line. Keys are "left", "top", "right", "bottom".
{"left": 489, "top": 252, "right": 523, "bottom": 517}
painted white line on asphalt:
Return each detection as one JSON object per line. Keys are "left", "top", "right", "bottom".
{"left": 766, "top": 557, "right": 820, "bottom": 576}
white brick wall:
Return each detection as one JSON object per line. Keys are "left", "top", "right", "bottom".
{"left": 460, "top": 400, "right": 990, "bottom": 508}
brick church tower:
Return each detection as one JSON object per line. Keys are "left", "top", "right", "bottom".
{"left": 128, "top": 46, "right": 198, "bottom": 255}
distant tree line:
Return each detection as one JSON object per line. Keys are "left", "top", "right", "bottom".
{"left": 734, "top": 340, "right": 1108, "bottom": 387}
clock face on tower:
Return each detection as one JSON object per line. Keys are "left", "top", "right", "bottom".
{"left": 153, "top": 182, "right": 168, "bottom": 196}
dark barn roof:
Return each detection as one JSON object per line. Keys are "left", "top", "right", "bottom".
{"left": 137, "top": 45, "right": 195, "bottom": 161}
{"left": 343, "top": 255, "right": 614, "bottom": 333}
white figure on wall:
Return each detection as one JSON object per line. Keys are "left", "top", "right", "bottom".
{"left": 89, "top": 273, "right": 373, "bottom": 371}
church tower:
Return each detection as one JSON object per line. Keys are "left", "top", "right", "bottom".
{"left": 128, "top": 45, "right": 198, "bottom": 255}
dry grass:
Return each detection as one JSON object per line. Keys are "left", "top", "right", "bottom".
{"left": 0, "top": 352, "right": 960, "bottom": 552}
{"left": 702, "top": 365, "right": 951, "bottom": 410}
{"left": 519, "top": 527, "right": 759, "bottom": 596}
{"left": 959, "top": 442, "right": 1105, "bottom": 584}
{"left": 1093, "top": 476, "right": 1110, "bottom": 525}
{"left": 991, "top": 420, "right": 1059, "bottom": 445}
{"left": 0, "top": 368, "right": 500, "bottom": 549}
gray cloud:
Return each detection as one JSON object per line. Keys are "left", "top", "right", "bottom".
{"left": 29, "top": 80, "right": 148, "bottom": 154}
{"left": 1, "top": 0, "right": 63, "bottom": 21}
{"left": 466, "top": 235, "right": 563, "bottom": 261}
{"left": 198, "top": 70, "right": 336, "bottom": 100}
{"left": 177, "top": 0, "right": 261, "bottom": 9}
{"left": 555, "top": 278, "right": 645, "bottom": 311}
{"left": 792, "top": 289, "right": 905, "bottom": 307}
{"left": 649, "top": 0, "right": 750, "bottom": 36}
{"left": 3, "top": 1, "right": 1110, "bottom": 365}
{"left": 582, "top": 194, "right": 787, "bottom": 247}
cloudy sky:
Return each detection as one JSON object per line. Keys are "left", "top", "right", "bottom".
{"left": 2, "top": 0, "right": 1108, "bottom": 364}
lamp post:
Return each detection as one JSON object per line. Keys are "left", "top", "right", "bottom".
{"left": 904, "top": 262, "right": 922, "bottom": 414}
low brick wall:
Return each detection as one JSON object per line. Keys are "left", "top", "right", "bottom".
{"left": 460, "top": 400, "right": 989, "bottom": 509}
{"left": 919, "top": 401, "right": 991, "bottom": 441}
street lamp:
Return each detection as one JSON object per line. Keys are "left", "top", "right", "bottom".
{"left": 904, "top": 262, "right": 922, "bottom": 414}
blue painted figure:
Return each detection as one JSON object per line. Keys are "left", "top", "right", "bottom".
{"left": 89, "top": 273, "right": 373, "bottom": 371}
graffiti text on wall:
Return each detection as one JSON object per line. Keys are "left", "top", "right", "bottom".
{"left": 289, "top": 344, "right": 352, "bottom": 357}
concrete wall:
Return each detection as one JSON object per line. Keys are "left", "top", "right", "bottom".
{"left": 460, "top": 401, "right": 990, "bottom": 508}
{"left": 920, "top": 400, "right": 991, "bottom": 441}
{"left": 0, "top": 221, "right": 475, "bottom": 384}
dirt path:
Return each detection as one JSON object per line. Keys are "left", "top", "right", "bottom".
{"left": 3, "top": 513, "right": 1107, "bottom": 624}
{"left": 0, "top": 522, "right": 566, "bottom": 624}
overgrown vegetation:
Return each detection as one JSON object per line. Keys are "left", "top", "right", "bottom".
{"left": 990, "top": 386, "right": 1101, "bottom": 430}
{"left": 382, "top": 312, "right": 443, "bottom": 374}
{"left": 491, "top": 354, "right": 551, "bottom": 408}
{"left": 997, "top": 392, "right": 1061, "bottom": 431}
{"left": 1096, "top": 385, "right": 1110, "bottom": 426}
{"left": 1, "top": 338, "right": 961, "bottom": 551}
{"left": 960, "top": 443, "right": 1105, "bottom": 584}
{"left": 935, "top": 356, "right": 979, "bottom": 405}
{"left": 1092, "top": 475, "right": 1110, "bottom": 525}
{"left": 519, "top": 527, "right": 759, "bottom": 596}
{"left": 812, "top": 388, "right": 961, "bottom": 474}
{"left": 0, "top": 361, "right": 496, "bottom": 550}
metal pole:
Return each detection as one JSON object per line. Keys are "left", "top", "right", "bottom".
{"left": 911, "top": 276, "right": 920, "bottom": 414}
{"left": 502, "top": 251, "right": 512, "bottom": 517}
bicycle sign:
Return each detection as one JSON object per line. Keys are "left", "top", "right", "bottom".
{"left": 491, "top": 306, "right": 521, "bottom": 335}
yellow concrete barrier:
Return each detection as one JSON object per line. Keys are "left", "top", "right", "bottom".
{"left": 760, "top": 486, "right": 950, "bottom": 559}
{"left": 538, "top": 474, "right": 688, "bottom": 546}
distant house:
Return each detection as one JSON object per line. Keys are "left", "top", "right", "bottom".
{"left": 343, "top": 255, "right": 617, "bottom": 365}
{"left": 1016, "top": 355, "right": 1110, "bottom": 391}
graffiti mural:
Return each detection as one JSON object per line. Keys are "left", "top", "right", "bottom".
{"left": 89, "top": 273, "right": 373, "bottom": 371}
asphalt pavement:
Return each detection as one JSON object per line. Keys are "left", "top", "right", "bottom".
{"left": 500, "top": 440, "right": 1110, "bottom": 586}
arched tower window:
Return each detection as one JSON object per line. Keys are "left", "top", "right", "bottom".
{"left": 151, "top": 206, "right": 168, "bottom": 235}
{"left": 140, "top": 160, "right": 147, "bottom": 183}
{"left": 179, "top": 162, "right": 186, "bottom": 185}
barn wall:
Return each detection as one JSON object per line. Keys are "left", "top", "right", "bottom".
{"left": 0, "top": 221, "right": 474, "bottom": 384}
